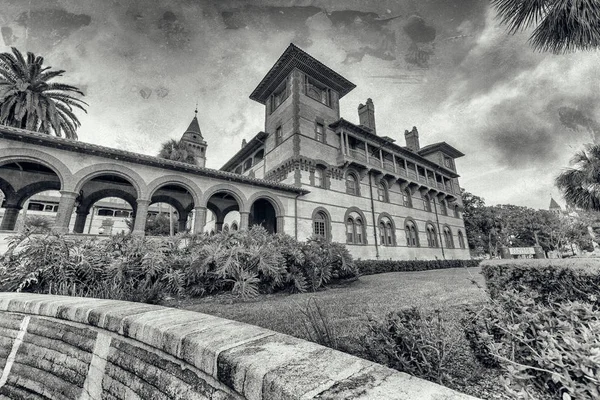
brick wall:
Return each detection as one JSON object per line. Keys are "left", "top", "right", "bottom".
{"left": 0, "top": 293, "right": 479, "bottom": 400}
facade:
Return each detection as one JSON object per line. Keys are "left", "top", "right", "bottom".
{"left": 0, "top": 43, "right": 469, "bottom": 260}
{"left": 220, "top": 44, "right": 469, "bottom": 260}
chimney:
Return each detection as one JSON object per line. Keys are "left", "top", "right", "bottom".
{"left": 405, "top": 126, "right": 420, "bottom": 151}
{"left": 358, "top": 98, "right": 376, "bottom": 134}
{"left": 241, "top": 139, "right": 247, "bottom": 148}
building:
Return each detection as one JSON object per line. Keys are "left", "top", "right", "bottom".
{"left": 0, "top": 43, "right": 469, "bottom": 260}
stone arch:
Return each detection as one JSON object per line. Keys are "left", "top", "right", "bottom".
{"left": 203, "top": 183, "right": 247, "bottom": 211}
{"left": 245, "top": 191, "right": 285, "bottom": 216}
{"left": 344, "top": 206, "right": 368, "bottom": 245}
{"left": 149, "top": 195, "right": 185, "bottom": 217}
{"left": 311, "top": 206, "right": 332, "bottom": 242}
{"left": 147, "top": 175, "right": 202, "bottom": 206}
{"left": 0, "top": 178, "right": 17, "bottom": 204}
{"left": 14, "top": 181, "right": 62, "bottom": 208}
{"left": 72, "top": 164, "right": 148, "bottom": 199}
{"left": 79, "top": 188, "right": 137, "bottom": 215}
{"left": 0, "top": 148, "right": 71, "bottom": 190}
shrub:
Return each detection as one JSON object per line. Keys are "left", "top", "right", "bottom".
{"left": 24, "top": 215, "right": 53, "bottom": 233}
{"left": 356, "top": 259, "right": 480, "bottom": 276}
{"left": 361, "top": 307, "right": 467, "bottom": 386}
{"left": 294, "top": 297, "right": 339, "bottom": 350}
{"left": 481, "top": 259, "right": 600, "bottom": 306}
{"left": 465, "top": 291, "right": 600, "bottom": 400}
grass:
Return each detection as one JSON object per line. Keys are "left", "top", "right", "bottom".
{"left": 171, "top": 266, "right": 488, "bottom": 343}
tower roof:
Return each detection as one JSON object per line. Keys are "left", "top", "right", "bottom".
{"left": 250, "top": 43, "right": 356, "bottom": 105}
{"left": 181, "top": 109, "right": 205, "bottom": 144}
{"left": 549, "top": 197, "right": 561, "bottom": 210}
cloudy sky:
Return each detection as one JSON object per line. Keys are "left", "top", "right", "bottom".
{"left": 1, "top": 0, "right": 599, "bottom": 210}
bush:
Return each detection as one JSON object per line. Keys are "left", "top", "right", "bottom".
{"left": 356, "top": 259, "right": 480, "bottom": 276}
{"left": 481, "top": 259, "right": 600, "bottom": 306}
{"left": 0, "top": 227, "right": 358, "bottom": 302}
{"left": 465, "top": 291, "right": 600, "bottom": 400}
{"left": 361, "top": 308, "right": 469, "bottom": 386}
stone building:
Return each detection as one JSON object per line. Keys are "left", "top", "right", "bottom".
{"left": 0, "top": 43, "right": 469, "bottom": 260}
{"left": 220, "top": 44, "right": 469, "bottom": 260}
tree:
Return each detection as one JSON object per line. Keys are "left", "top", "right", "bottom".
{"left": 491, "top": 0, "right": 600, "bottom": 53}
{"left": 556, "top": 144, "right": 600, "bottom": 212}
{"left": 0, "top": 47, "right": 87, "bottom": 139}
{"left": 157, "top": 139, "right": 196, "bottom": 164}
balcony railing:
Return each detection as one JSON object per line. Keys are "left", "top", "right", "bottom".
{"left": 383, "top": 160, "right": 395, "bottom": 171}
{"left": 397, "top": 168, "right": 407, "bottom": 177}
{"left": 349, "top": 149, "right": 366, "bottom": 161}
{"left": 418, "top": 175, "right": 427, "bottom": 184}
{"left": 437, "top": 182, "right": 445, "bottom": 190}
{"left": 408, "top": 171, "right": 417, "bottom": 180}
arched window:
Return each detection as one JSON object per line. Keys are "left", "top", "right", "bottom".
{"left": 377, "top": 181, "right": 388, "bottom": 202}
{"left": 423, "top": 194, "right": 432, "bottom": 212}
{"left": 313, "top": 211, "right": 327, "bottom": 238}
{"left": 223, "top": 224, "right": 229, "bottom": 233}
{"left": 231, "top": 222, "right": 238, "bottom": 231}
{"left": 443, "top": 226, "right": 454, "bottom": 249}
{"left": 458, "top": 231, "right": 466, "bottom": 249}
{"left": 346, "top": 212, "right": 365, "bottom": 244}
{"left": 404, "top": 220, "right": 419, "bottom": 247}
{"left": 440, "top": 200, "right": 447, "bottom": 216}
{"left": 379, "top": 216, "right": 395, "bottom": 246}
{"left": 403, "top": 189, "right": 413, "bottom": 208}
{"left": 346, "top": 173, "right": 359, "bottom": 196}
{"left": 454, "top": 205, "right": 460, "bottom": 218}
{"left": 426, "top": 224, "right": 438, "bottom": 248}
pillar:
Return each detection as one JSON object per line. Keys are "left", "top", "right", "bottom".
{"left": 178, "top": 215, "right": 188, "bottom": 232}
{"left": 193, "top": 206, "right": 206, "bottom": 234}
{"left": 132, "top": 199, "right": 151, "bottom": 236}
{"left": 73, "top": 211, "right": 89, "bottom": 234}
{"left": 0, "top": 205, "right": 22, "bottom": 231}
{"left": 276, "top": 215, "right": 284, "bottom": 234}
{"left": 239, "top": 211, "right": 249, "bottom": 230}
{"left": 53, "top": 191, "right": 78, "bottom": 234}
{"left": 215, "top": 221, "right": 224, "bottom": 232}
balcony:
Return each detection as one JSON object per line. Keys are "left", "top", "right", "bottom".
{"left": 349, "top": 149, "right": 367, "bottom": 161}
{"left": 383, "top": 160, "right": 395, "bottom": 171}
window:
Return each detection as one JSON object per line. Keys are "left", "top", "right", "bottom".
{"left": 270, "top": 79, "right": 289, "bottom": 112}
{"left": 404, "top": 220, "right": 419, "bottom": 247}
{"left": 379, "top": 217, "right": 395, "bottom": 246}
{"left": 403, "top": 189, "right": 413, "bottom": 207}
{"left": 27, "top": 202, "right": 44, "bottom": 211}
{"left": 440, "top": 200, "right": 447, "bottom": 216}
{"left": 426, "top": 224, "right": 438, "bottom": 248}
{"left": 377, "top": 182, "right": 388, "bottom": 202}
{"left": 314, "top": 168, "right": 324, "bottom": 188}
{"left": 234, "top": 166, "right": 242, "bottom": 174}
{"left": 275, "top": 126, "right": 283, "bottom": 146}
{"left": 243, "top": 158, "right": 253, "bottom": 172}
{"left": 313, "top": 211, "right": 327, "bottom": 238}
{"left": 458, "top": 231, "right": 466, "bottom": 249}
{"left": 315, "top": 121, "right": 325, "bottom": 142}
{"left": 454, "top": 205, "right": 460, "bottom": 218}
{"left": 98, "top": 209, "right": 114, "bottom": 217}
{"left": 423, "top": 195, "right": 432, "bottom": 212}
{"left": 346, "top": 173, "right": 359, "bottom": 196}
{"left": 114, "top": 210, "right": 129, "bottom": 218}
{"left": 305, "top": 76, "right": 330, "bottom": 106}
{"left": 443, "top": 226, "right": 454, "bottom": 249}
{"left": 346, "top": 212, "right": 365, "bottom": 244}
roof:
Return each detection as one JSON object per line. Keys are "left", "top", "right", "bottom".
{"left": 549, "top": 198, "right": 561, "bottom": 210}
{"left": 180, "top": 112, "right": 205, "bottom": 144}
{"left": 0, "top": 125, "right": 308, "bottom": 195}
{"left": 418, "top": 142, "right": 465, "bottom": 159}
{"left": 329, "top": 118, "right": 459, "bottom": 178}
{"left": 250, "top": 43, "right": 356, "bottom": 104}
{"left": 220, "top": 131, "right": 268, "bottom": 171}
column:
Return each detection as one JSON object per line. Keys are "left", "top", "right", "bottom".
{"left": 215, "top": 221, "right": 224, "bottom": 232}
{"left": 53, "top": 191, "right": 78, "bottom": 234}
{"left": 364, "top": 142, "right": 369, "bottom": 163}
{"left": 0, "top": 205, "right": 22, "bottom": 231}
{"left": 193, "top": 206, "right": 206, "bottom": 234}
{"left": 239, "top": 211, "right": 249, "bottom": 230}
{"left": 132, "top": 199, "right": 151, "bottom": 236}
{"left": 276, "top": 215, "right": 284, "bottom": 234}
{"left": 178, "top": 213, "right": 189, "bottom": 233}
{"left": 73, "top": 211, "right": 89, "bottom": 234}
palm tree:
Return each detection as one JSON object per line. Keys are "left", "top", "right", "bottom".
{"left": 157, "top": 139, "right": 196, "bottom": 164}
{"left": 491, "top": 0, "right": 600, "bottom": 53}
{"left": 0, "top": 47, "right": 87, "bottom": 139}
{"left": 556, "top": 144, "right": 600, "bottom": 211}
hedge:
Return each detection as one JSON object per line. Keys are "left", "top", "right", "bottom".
{"left": 356, "top": 259, "right": 481, "bottom": 276}
{"left": 481, "top": 259, "right": 600, "bottom": 306}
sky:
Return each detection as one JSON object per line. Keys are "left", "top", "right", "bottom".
{"left": 1, "top": 0, "right": 599, "bottom": 210}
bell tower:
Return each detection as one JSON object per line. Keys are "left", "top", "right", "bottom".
{"left": 179, "top": 107, "right": 207, "bottom": 167}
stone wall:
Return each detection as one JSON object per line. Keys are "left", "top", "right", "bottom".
{"left": 0, "top": 293, "right": 479, "bottom": 400}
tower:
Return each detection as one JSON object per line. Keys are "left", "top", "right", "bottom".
{"left": 179, "top": 108, "right": 207, "bottom": 168}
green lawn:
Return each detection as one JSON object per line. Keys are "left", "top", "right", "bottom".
{"left": 173, "top": 266, "right": 488, "bottom": 341}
